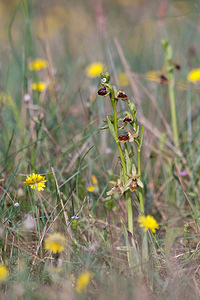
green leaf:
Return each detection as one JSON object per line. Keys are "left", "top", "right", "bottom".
{"left": 162, "top": 39, "right": 172, "bottom": 60}
{"left": 0, "top": 162, "right": 20, "bottom": 209}
{"left": 142, "top": 231, "right": 149, "bottom": 265}
{"left": 161, "top": 39, "right": 168, "bottom": 51}
{"left": 139, "top": 125, "right": 144, "bottom": 149}
{"left": 121, "top": 221, "right": 141, "bottom": 271}
{"left": 183, "top": 191, "right": 200, "bottom": 231}
{"left": 128, "top": 101, "right": 136, "bottom": 120}
{"left": 107, "top": 116, "right": 118, "bottom": 142}
{"left": 165, "top": 227, "right": 180, "bottom": 254}
{"left": 159, "top": 134, "right": 166, "bottom": 152}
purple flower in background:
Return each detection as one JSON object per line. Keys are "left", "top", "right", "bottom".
{"left": 180, "top": 170, "right": 188, "bottom": 176}
{"left": 71, "top": 215, "right": 79, "bottom": 220}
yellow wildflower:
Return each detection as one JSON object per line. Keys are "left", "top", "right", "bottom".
{"left": 87, "top": 175, "right": 98, "bottom": 193}
{"left": 75, "top": 271, "right": 93, "bottom": 293}
{"left": 0, "top": 265, "right": 8, "bottom": 281}
{"left": 117, "top": 72, "right": 130, "bottom": 87}
{"left": 187, "top": 69, "right": 200, "bottom": 82}
{"left": 28, "top": 59, "right": 48, "bottom": 71}
{"left": 85, "top": 62, "right": 105, "bottom": 78}
{"left": 87, "top": 185, "right": 95, "bottom": 192}
{"left": 24, "top": 173, "right": 47, "bottom": 191}
{"left": 91, "top": 175, "right": 98, "bottom": 185}
{"left": 138, "top": 215, "right": 159, "bottom": 233}
{"left": 32, "top": 82, "right": 46, "bottom": 92}
{"left": 45, "top": 233, "right": 66, "bottom": 254}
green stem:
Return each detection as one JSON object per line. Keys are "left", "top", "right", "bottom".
{"left": 137, "top": 149, "right": 144, "bottom": 214}
{"left": 110, "top": 91, "right": 133, "bottom": 235}
{"left": 168, "top": 78, "right": 179, "bottom": 149}
{"left": 162, "top": 40, "right": 179, "bottom": 149}
{"left": 125, "top": 191, "right": 133, "bottom": 235}
{"left": 111, "top": 98, "right": 127, "bottom": 180}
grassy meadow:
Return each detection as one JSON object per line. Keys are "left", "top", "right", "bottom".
{"left": 1, "top": 0, "right": 200, "bottom": 299}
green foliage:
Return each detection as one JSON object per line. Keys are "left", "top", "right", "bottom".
{"left": 0, "top": 0, "right": 200, "bottom": 299}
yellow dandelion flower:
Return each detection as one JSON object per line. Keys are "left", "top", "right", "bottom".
{"left": 45, "top": 233, "right": 66, "bottom": 254}
{"left": 187, "top": 69, "right": 200, "bottom": 83}
{"left": 24, "top": 173, "right": 47, "bottom": 191}
{"left": 91, "top": 175, "right": 98, "bottom": 185}
{"left": 85, "top": 62, "right": 105, "bottom": 78}
{"left": 32, "top": 82, "right": 46, "bottom": 92}
{"left": 117, "top": 72, "right": 130, "bottom": 87}
{"left": 28, "top": 59, "right": 48, "bottom": 71}
{"left": 75, "top": 271, "right": 93, "bottom": 293}
{"left": 138, "top": 215, "right": 159, "bottom": 233}
{"left": 87, "top": 185, "right": 95, "bottom": 192}
{"left": 0, "top": 265, "right": 8, "bottom": 281}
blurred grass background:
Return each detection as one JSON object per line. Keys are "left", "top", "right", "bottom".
{"left": 0, "top": 0, "right": 200, "bottom": 299}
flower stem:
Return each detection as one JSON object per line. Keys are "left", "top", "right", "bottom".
{"left": 162, "top": 40, "right": 180, "bottom": 149}
{"left": 111, "top": 98, "right": 127, "bottom": 180}
{"left": 125, "top": 191, "right": 133, "bottom": 235}
{"left": 110, "top": 91, "right": 133, "bottom": 235}
{"left": 137, "top": 148, "right": 145, "bottom": 214}
{"left": 168, "top": 78, "right": 180, "bottom": 149}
